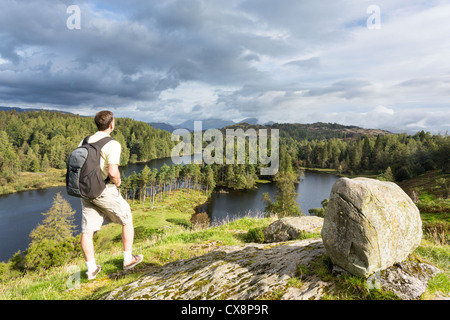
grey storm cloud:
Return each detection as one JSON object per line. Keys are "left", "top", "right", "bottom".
{"left": 0, "top": 0, "right": 448, "bottom": 133}
{"left": 0, "top": 0, "right": 280, "bottom": 107}
{"left": 306, "top": 80, "right": 373, "bottom": 99}
{"left": 0, "top": 0, "right": 363, "bottom": 104}
{"left": 284, "top": 57, "right": 321, "bottom": 70}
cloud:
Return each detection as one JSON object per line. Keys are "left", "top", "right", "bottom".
{"left": 301, "top": 106, "right": 450, "bottom": 134}
{"left": 306, "top": 79, "right": 373, "bottom": 99}
{"left": 0, "top": 0, "right": 448, "bottom": 134}
{"left": 371, "top": 105, "right": 395, "bottom": 116}
{"left": 284, "top": 57, "right": 321, "bottom": 70}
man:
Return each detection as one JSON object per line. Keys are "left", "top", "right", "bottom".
{"left": 80, "top": 110, "right": 143, "bottom": 280}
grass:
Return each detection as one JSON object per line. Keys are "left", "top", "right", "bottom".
{"left": 289, "top": 255, "right": 400, "bottom": 300}
{"left": 415, "top": 241, "right": 450, "bottom": 299}
{"left": 0, "top": 168, "right": 66, "bottom": 195}
{"left": 403, "top": 170, "right": 450, "bottom": 299}
{"left": 294, "top": 169, "right": 450, "bottom": 300}
{"left": 299, "top": 167, "right": 379, "bottom": 179}
{"left": 0, "top": 189, "right": 277, "bottom": 300}
{"left": 0, "top": 170, "right": 448, "bottom": 300}
{"left": 255, "top": 179, "right": 272, "bottom": 184}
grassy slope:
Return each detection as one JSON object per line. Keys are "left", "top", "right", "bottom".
{"left": 0, "top": 169, "right": 66, "bottom": 195}
{"left": 0, "top": 189, "right": 276, "bottom": 299}
{"left": 0, "top": 171, "right": 448, "bottom": 300}
{"left": 398, "top": 170, "right": 450, "bottom": 299}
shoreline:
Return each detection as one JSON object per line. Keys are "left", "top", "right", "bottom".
{"left": 0, "top": 164, "right": 372, "bottom": 197}
{"left": 0, "top": 168, "right": 66, "bottom": 197}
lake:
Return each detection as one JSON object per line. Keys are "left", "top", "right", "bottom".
{"left": 0, "top": 158, "right": 338, "bottom": 262}
{"left": 200, "top": 171, "right": 339, "bottom": 225}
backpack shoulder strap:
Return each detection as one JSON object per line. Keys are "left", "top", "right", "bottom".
{"left": 90, "top": 136, "right": 115, "bottom": 150}
{"left": 82, "top": 135, "right": 92, "bottom": 145}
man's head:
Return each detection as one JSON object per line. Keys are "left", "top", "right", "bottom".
{"left": 94, "top": 110, "right": 114, "bottom": 131}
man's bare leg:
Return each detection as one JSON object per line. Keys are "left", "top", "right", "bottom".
{"left": 122, "top": 222, "right": 134, "bottom": 252}
{"left": 81, "top": 232, "right": 101, "bottom": 279}
{"left": 122, "top": 222, "right": 143, "bottom": 269}
{"left": 81, "top": 231, "right": 95, "bottom": 262}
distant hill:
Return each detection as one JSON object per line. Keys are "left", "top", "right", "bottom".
{"left": 177, "top": 118, "right": 235, "bottom": 131}
{"left": 1, "top": 107, "right": 391, "bottom": 140}
{"left": 271, "top": 122, "right": 392, "bottom": 140}
{"left": 166, "top": 117, "right": 261, "bottom": 132}
{"left": 222, "top": 122, "right": 392, "bottom": 140}
{"left": 150, "top": 117, "right": 392, "bottom": 140}
{"left": 148, "top": 122, "right": 179, "bottom": 132}
{"left": 0, "top": 106, "right": 72, "bottom": 114}
{"left": 238, "top": 117, "right": 258, "bottom": 125}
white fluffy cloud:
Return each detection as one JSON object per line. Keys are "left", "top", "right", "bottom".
{"left": 0, "top": 0, "right": 448, "bottom": 133}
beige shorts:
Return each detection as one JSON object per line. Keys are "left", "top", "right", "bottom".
{"left": 81, "top": 184, "right": 132, "bottom": 233}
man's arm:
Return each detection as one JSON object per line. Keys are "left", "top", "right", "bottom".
{"left": 108, "top": 163, "right": 121, "bottom": 187}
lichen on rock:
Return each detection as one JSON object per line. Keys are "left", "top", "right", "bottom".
{"left": 101, "top": 237, "right": 441, "bottom": 300}
{"left": 321, "top": 177, "right": 423, "bottom": 277}
{"left": 262, "top": 216, "right": 324, "bottom": 243}
{"left": 102, "top": 239, "right": 329, "bottom": 300}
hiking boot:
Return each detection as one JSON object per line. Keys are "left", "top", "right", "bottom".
{"left": 123, "top": 254, "right": 143, "bottom": 270}
{"left": 86, "top": 265, "right": 101, "bottom": 280}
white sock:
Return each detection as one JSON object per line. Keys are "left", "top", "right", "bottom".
{"left": 86, "top": 260, "right": 97, "bottom": 273}
{"left": 123, "top": 251, "right": 132, "bottom": 263}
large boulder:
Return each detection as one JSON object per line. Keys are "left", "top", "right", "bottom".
{"left": 321, "top": 177, "right": 422, "bottom": 277}
{"left": 263, "top": 216, "right": 324, "bottom": 243}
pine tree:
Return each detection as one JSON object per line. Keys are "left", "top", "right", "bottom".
{"left": 158, "top": 164, "right": 169, "bottom": 199}
{"left": 27, "top": 148, "right": 41, "bottom": 173}
{"left": 128, "top": 171, "right": 138, "bottom": 204}
{"left": 379, "top": 166, "right": 394, "bottom": 182}
{"left": 203, "top": 165, "right": 216, "bottom": 194}
{"left": 18, "top": 193, "right": 79, "bottom": 270}
{"left": 274, "top": 171, "right": 303, "bottom": 217}
{"left": 139, "top": 165, "right": 152, "bottom": 204}
{"left": 263, "top": 170, "right": 302, "bottom": 217}
{"left": 150, "top": 168, "right": 158, "bottom": 207}
{"left": 224, "top": 165, "right": 235, "bottom": 188}
{"left": 29, "top": 192, "right": 77, "bottom": 243}
{"left": 41, "top": 154, "right": 50, "bottom": 172}
{"left": 113, "top": 131, "right": 130, "bottom": 166}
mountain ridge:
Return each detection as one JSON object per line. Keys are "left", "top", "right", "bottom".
{"left": 0, "top": 106, "right": 392, "bottom": 139}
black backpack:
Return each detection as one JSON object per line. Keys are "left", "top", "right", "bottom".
{"left": 66, "top": 136, "right": 115, "bottom": 199}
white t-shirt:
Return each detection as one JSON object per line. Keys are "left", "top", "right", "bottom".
{"left": 79, "top": 131, "right": 122, "bottom": 180}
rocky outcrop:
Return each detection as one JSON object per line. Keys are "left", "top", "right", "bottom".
{"left": 379, "top": 260, "right": 441, "bottom": 300}
{"left": 262, "top": 216, "right": 324, "bottom": 243}
{"left": 102, "top": 239, "right": 330, "bottom": 300}
{"left": 321, "top": 177, "right": 423, "bottom": 277}
{"left": 102, "top": 237, "right": 441, "bottom": 300}
{"left": 100, "top": 177, "right": 444, "bottom": 300}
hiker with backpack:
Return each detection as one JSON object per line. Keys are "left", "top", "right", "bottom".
{"left": 66, "top": 110, "right": 143, "bottom": 280}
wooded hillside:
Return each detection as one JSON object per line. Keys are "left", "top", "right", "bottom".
{"left": 0, "top": 109, "right": 175, "bottom": 185}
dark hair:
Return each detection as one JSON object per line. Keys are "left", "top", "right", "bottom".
{"left": 94, "top": 110, "right": 114, "bottom": 131}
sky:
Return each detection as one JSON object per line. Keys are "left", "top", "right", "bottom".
{"left": 0, "top": 0, "right": 449, "bottom": 134}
